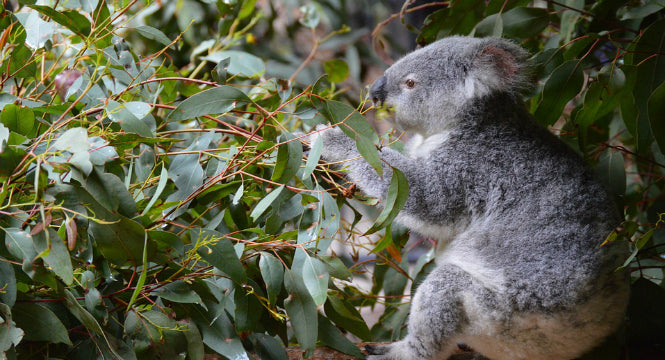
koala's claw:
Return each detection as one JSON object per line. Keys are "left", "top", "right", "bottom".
{"left": 365, "top": 344, "right": 389, "bottom": 355}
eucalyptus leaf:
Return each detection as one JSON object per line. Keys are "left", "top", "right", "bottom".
{"left": 202, "top": 51, "right": 265, "bottom": 78}
{"left": 195, "top": 228, "right": 247, "bottom": 284}
{"left": 28, "top": 5, "right": 91, "bottom": 37}
{"left": 283, "top": 269, "right": 318, "bottom": 354}
{"left": 365, "top": 167, "right": 409, "bottom": 234}
{"left": 168, "top": 86, "right": 252, "bottom": 121}
{"left": 33, "top": 228, "right": 74, "bottom": 285}
{"left": 259, "top": 252, "right": 284, "bottom": 306}
{"left": 292, "top": 248, "right": 329, "bottom": 307}
{"left": 13, "top": 302, "right": 72, "bottom": 345}
{"left": 535, "top": 60, "right": 584, "bottom": 126}
{"left": 134, "top": 25, "right": 173, "bottom": 47}
{"left": 0, "top": 257, "right": 16, "bottom": 306}
{"left": 250, "top": 185, "right": 285, "bottom": 222}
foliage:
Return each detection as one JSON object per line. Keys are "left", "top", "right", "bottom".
{"left": 0, "top": 0, "right": 663, "bottom": 359}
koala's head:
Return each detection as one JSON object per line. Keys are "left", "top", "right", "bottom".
{"left": 370, "top": 36, "right": 530, "bottom": 135}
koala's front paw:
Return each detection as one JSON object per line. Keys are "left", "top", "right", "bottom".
{"left": 365, "top": 344, "right": 398, "bottom": 360}
{"left": 308, "top": 124, "right": 357, "bottom": 163}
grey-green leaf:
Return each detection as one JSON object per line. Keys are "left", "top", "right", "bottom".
{"left": 33, "top": 229, "right": 74, "bottom": 285}
{"left": 647, "top": 80, "right": 665, "bottom": 153}
{"left": 293, "top": 248, "right": 329, "bottom": 307}
{"left": 0, "top": 257, "right": 16, "bottom": 306}
{"left": 317, "top": 314, "right": 365, "bottom": 358}
{"left": 13, "top": 302, "right": 73, "bottom": 345}
{"left": 202, "top": 51, "right": 265, "bottom": 78}
{"left": 195, "top": 228, "right": 247, "bottom": 284}
{"left": 259, "top": 252, "right": 284, "bottom": 306}
{"left": 535, "top": 60, "right": 584, "bottom": 125}
{"left": 250, "top": 185, "right": 285, "bottom": 222}
{"left": 283, "top": 269, "right": 318, "bottom": 353}
{"left": 271, "top": 132, "right": 303, "bottom": 184}
{"left": 134, "top": 25, "right": 173, "bottom": 47}
{"left": 366, "top": 167, "right": 409, "bottom": 234}
{"left": 152, "top": 280, "right": 203, "bottom": 304}
{"left": 168, "top": 86, "right": 252, "bottom": 121}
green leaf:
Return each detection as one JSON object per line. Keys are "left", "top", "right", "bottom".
{"left": 625, "top": 18, "right": 665, "bottom": 152}
{"left": 141, "top": 165, "right": 168, "bottom": 215}
{"left": 596, "top": 149, "right": 626, "bottom": 202}
{"left": 252, "top": 333, "right": 288, "bottom": 360}
{"left": 126, "top": 232, "right": 149, "bottom": 310}
{"left": 233, "top": 282, "right": 263, "bottom": 332}
{"left": 417, "top": 1, "right": 485, "bottom": 44}
{"left": 134, "top": 25, "right": 172, "bottom": 47}
{"left": 324, "top": 295, "right": 371, "bottom": 341}
{"left": 366, "top": 167, "right": 409, "bottom": 234}
{"left": 89, "top": 215, "right": 147, "bottom": 265}
{"left": 152, "top": 280, "right": 203, "bottom": 304}
{"left": 8, "top": 45, "right": 36, "bottom": 79}
{"left": 0, "top": 257, "right": 16, "bottom": 306}
{"left": 320, "top": 255, "right": 352, "bottom": 280}
{"left": 23, "top": 10, "right": 56, "bottom": 49}
{"left": 323, "top": 59, "right": 349, "bottom": 83}
{"left": 283, "top": 269, "right": 318, "bottom": 353}
{"left": 647, "top": 80, "right": 665, "bottom": 153}
{"left": 355, "top": 135, "right": 383, "bottom": 177}
{"left": 53, "top": 127, "right": 88, "bottom": 153}
{"left": 535, "top": 60, "right": 584, "bottom": 125}
{"left": 33, "top": 229, "right": 74, "bottom": 285}
{"left": 576, "top": 66, "right": 626, "bottom": 130}
{"left": 259, "top": 252, "right": 284, "bottom": 306}
{"left": 0, "top": 104, "right": 36, "bottom": 137}
{"left": 292, "top": 248, "right": 329, "bottom": 307}
{"left": 62, "top": 288, "right": 104, "bottom": 335}
{"left": 168, "top": 86, "right": 252, "bottom": 121}
{"left": 317, "top": 314, "right": 365, "bottom": 358}
{"left": 316, "top": 100, "right": 382, "bottom": 175}
{"left": 302, "top": 132, "right": 322, "bottom": 179}
{"left": 0, "top": 303, "right": 24, "bottom": 353}
{"left": 106, "top": 100, "right": 155, "bottom": 138}
{"left": 181, "top": 319, "right": 205, "bottom": 360}
{"left": 500, "top": 7, "right": 550, "bottom": 38}
{"left": 195, "top": 228, "right": 247, "bottom": 284}
{"left": 3, "top": 227, "right": 36, "bottom": 263}
{"left": 84, "top": 287, "right": 107, "bottom": 321}
{"left": 91, "top": 0, "right": 112, "bottom": 47}
{"left": 202, "top": 51, "right": 265, "bottom": 78}
{"left": 250, "top": 185, "right": 285, "bottom": 221}
{"left": 618, "top": 1, "right": 665, "bottom": 20}
{"left": 271, "top": 132, "right": 303, "bottom": 184}
{"left": 85, "top": 168, "right": 137, "bottom": 217}
{"left": 13, "top": 302, "right": 72, "bottom": 345}
{"left": 28, "top": 5, "right": 91, "bottom": 37}
{"left": 188, "top": 302, "right": 250, "bottom": 360}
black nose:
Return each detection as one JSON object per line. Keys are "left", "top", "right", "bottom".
{"left": 370, "top": 76, "right": 387, "bottom": 106}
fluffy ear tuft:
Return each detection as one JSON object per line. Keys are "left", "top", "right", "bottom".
{"left": 466, "top": 38, "right": 531, "bottom": 98}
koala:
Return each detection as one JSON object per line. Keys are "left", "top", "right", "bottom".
{"left": 311, "top": 36, "right": 629, "bottom": 360}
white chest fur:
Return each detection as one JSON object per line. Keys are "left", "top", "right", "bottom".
{"left": 407, "top": 132, "right": 451, "bottom": 159}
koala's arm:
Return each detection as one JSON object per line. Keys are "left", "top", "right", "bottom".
{"left": 315, "top": 127, "right": 465, "bottom": 222}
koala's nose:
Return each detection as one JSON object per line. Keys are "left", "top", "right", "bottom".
{"left": 370, "top": 76, "right": 387, "bottom": 106}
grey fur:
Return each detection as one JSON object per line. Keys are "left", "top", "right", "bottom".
{"left": 311, "top": 36, "right": 629, "bottom": 360}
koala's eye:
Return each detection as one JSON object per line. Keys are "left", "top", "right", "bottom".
{"left": 405, "top": 79, "right": 415, "bottom": 88}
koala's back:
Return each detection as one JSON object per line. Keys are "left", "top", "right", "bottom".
{"left": 410, "top": 93, "right": 625, "bottom": 310}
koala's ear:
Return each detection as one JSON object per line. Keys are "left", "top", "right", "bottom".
{"left": 465, "top": 39, "right": 530, "bottom": 98}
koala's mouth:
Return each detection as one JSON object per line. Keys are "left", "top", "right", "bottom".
{"left": 373, "top": 104, "right": 396, "bottom": 123}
